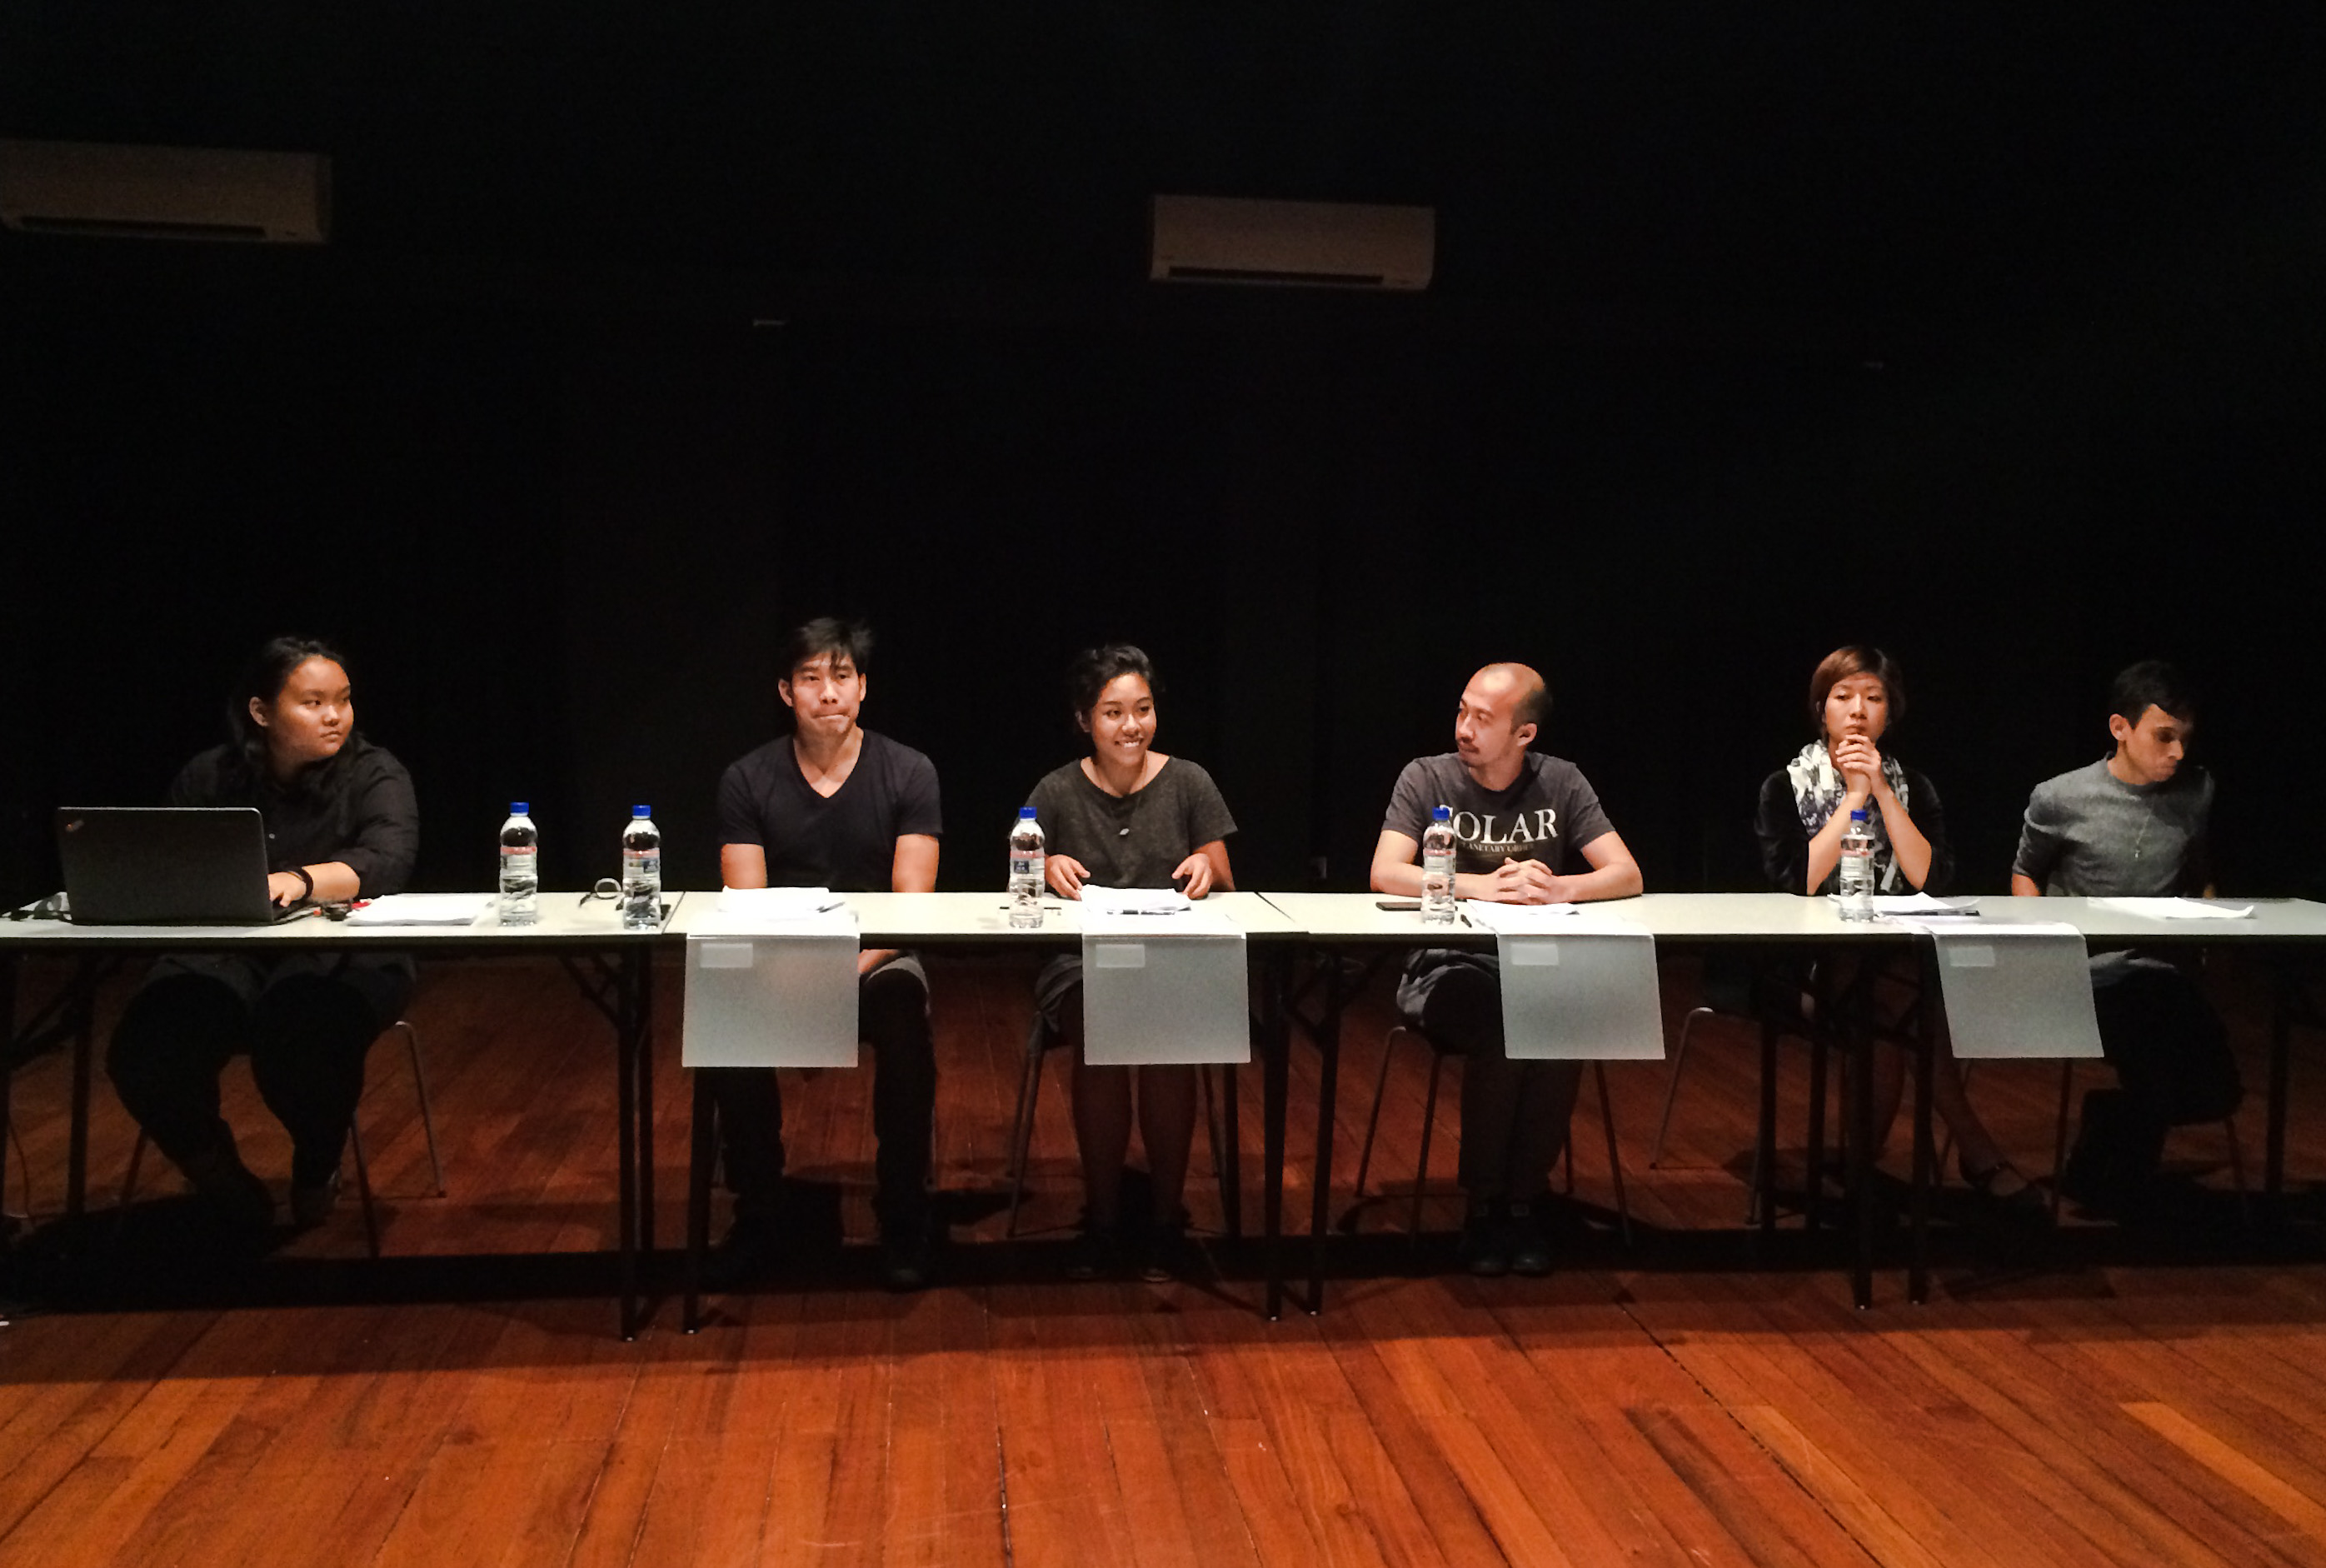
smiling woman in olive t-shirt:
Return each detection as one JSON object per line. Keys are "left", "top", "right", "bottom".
{"left": 1021, "top": 643, "right": 1235, "bottom": 1284}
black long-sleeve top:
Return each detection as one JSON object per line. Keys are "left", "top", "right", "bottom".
{"left": 1754, "top": 764, "right": 1953, "bottom": 897}
{"left": 167, "top": 736, "right": 418, "bottom": 897}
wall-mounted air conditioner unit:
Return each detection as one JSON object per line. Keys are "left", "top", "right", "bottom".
{"left": 1149, "top": 195, "right": 1433, "bottom": 290}
{"left": 0, "top": 140, "right": 330, "bottom": 242}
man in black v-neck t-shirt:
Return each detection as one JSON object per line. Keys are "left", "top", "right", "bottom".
{"left": 707, "top": 619, "right": 944, "bottom": 1289}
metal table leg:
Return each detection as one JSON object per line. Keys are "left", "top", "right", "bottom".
{"left": 615, "top": 953, "right": 641, "bottom": 1340}
{"left": 0, "top": 956, "right": 16, "bottom": 1247}
{"left": 67, "top": 966, "right": 94, "bottom": 1220}
{"left": 2268, "top": 958, "right": 2298, "bottom": 1225}
{"left": 684, "top": 1070, "right": 713, "bottom": 1332}
{"left": 1909, "top": 938, "right": 1936, "bottom": 1305}
{"left": 1306, "top": 946, "right": 1346, "bottom": 1316}
{"left": 1850, "top": 1005, "right": 1875, "bottom": 1311}
{"left": 636, "top": 956, "right": 656, "bottom": 1261}
{"left": 1261, "top": 947, "right": 1290, "bottom": 1321}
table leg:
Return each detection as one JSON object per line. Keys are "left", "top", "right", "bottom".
{"left": 67, "top": 967, "right": 94, "bottom": 1221}
{"left": 2268, "top": 959, "right": 2294, "bottom": 1223}
{"left": 0, "top": 956, "right": 17, "bottom": 1246}
{"left": 1756, "top": 1016, "right": 1779, "bottom": 1237}
{"left": 1849, "top": 1011, "right": 1874, "bottom": 1311}
{"left": 1909, "top": 939, "right": 1936, "bottom": 1306}
{"left": 615, "top": 952, "right": 641, "bottom": 1341}
{"left": 1804, "top": 1027, "right": 1829, "bottom": 1237}
{"left": 1306, "top": 947, "right": 1346, "bottom": 1316}
{"left": 685, "top": 1071, "right": 713, "bottom": 1333}
{"left": 1262, "top": 948, "right": 1290, "bottom": 1321}
{"left": 1220, "top": 1056, "right": 1243, "bottom": 1244}
{"left": 636, "top": 956, "right": 656, "bottom": 1261}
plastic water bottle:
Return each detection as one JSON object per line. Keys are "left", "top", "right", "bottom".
{"left": 1008, "top": 807, "right": 1046, "bottom": 930}
{"left": 621, "top": 806, "right": 662, "bottom": 930}
{"left": 1838, "top": 808, "right": 1876, "bottom": 921}
{"left": 1420, "top": 805, "right": 1458, "bottom": 926}
{"left": 497, "top": 802, "right": 539, "bottom": 926}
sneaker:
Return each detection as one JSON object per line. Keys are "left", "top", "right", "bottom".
{"left": 289, "top": 1171, "right": 342, "bottom": 1228}
{"left": 1140, "top": 1216, "right": 1205, "bottom": 1283}
{"left": 1457, "top": 1203, "right": 1510, "bottom": 1277}
{"left": 879, "top": 1220, "right": 936, "bottom": 1292}
{"left": 703, "top": 1215, "right": 781, "bottom": 1289}
{"left": 1504, "top": 1201, "right": 1551, "bottom": 1276}
{"left": 1066, "top": 1224, "right": 1122, "bottom": 1281}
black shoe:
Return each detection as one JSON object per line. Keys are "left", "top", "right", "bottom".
{"left": 1960, "top": 1158, "right": 2049, "bottom": 1220}
{"left": 704, "top": 1215, "right": 781, "bottom": 1289}
{"left": 1503, "top": 1201, "right": 1551, "bottom": 1276}
{"left": 289, "top": 1171, "right": 342, "bottom": 1229}
{"left": 1458, "top": 1203, "right": 1510, "bottom": 1277}
{"left": 879, "top": 1220, "right": 936, "bottom": 1292}
{"left": 1140, "top": 1216, "right": 1205, "bottom": 1283}
{"left": 178, "top": 1141, "right": 274, "bottom": 1236}
{"left": 1066, "top": 1223, "right": 1122, "bottom": 1281}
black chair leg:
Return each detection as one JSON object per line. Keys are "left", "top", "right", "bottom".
{"left": 1004, "top": 1022, "right": 1049, "bottom": 1238}
{"left": 1410, "top": 1052, "right": 1445, "bottom": 1246}
{"left": 1594, "top": 1061, "right": 1632, "bottom": 1248}
{"left": 1345, "top": 1027, "right": 1403, "bottom": 1226}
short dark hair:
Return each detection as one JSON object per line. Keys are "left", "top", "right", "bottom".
{"left": 779, "top": 617, "right": 873, "bottom": 679}
{"left": 1067, "top": 642, "right": 1158, "bottom": 724}
{"left": 229, "top": 635, "right": 348, "bottom": 770}
{"left": 1808, "top": 645, "right": 1906, "bottom": 730}
{"left": 2110, "top": 660, "right": 2194, "bottom": 727}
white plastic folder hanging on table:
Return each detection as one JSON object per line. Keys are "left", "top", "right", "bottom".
{"left": 1079, "top": 897, "right": 1250, "bottom": 1066}
{"left": 682, "top": 888, "right": 860, "bottom": 1068}
{"left": 1894, "top": 919, "right": 2104, "bottom": 1060}
{"left": 1460, "top": 902, "right": 1665, "bottom": 1061}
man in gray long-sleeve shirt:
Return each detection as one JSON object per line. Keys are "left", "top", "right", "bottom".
{"left": 2012, "top": 660, "right": 2238, "bottom": 1211}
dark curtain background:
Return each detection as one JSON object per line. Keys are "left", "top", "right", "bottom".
{"left": 5, "top": 5, "right": 2322, "bottom": 903}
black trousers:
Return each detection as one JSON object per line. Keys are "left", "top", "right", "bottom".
{"left": 706, "top": 956, "right": 936, "bottom": 1232}
{"left": 1400, "top": 956, "right": 1582, "bottom": 1205}
{"left": 2068, "top": 954, "right": 2242, "bottom": 1196}
{"left": 107, "top": 953, "right": 413, "bottom": 1188}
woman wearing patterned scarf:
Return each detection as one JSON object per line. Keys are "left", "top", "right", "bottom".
{"left": 1753, "top": 647, "right": 2042, "bottom": 1211}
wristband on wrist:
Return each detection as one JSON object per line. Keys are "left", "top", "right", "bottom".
{"left": 288, "top": 866, "right": 316, "bottom": 901}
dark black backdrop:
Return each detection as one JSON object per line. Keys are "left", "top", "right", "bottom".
{"left": 5, "top": 5, "right": 2323, "bottom": 903}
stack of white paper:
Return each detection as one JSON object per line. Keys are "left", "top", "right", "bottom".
{"left": 2089, "top": 896, "right": 2255, "bottom": 921}
{"left": 1079, "top": 885, "right": 1193, "bottom": 916}
{"left": 346, "top": 894, "right": 493, "bottom": 927}
{"left": 1867, "top": 892, "right": 1981, "bottom": 917}
{"left": 716, "top": 886, "right": 846, "bottom": 920}
{"left": 1459, "top": 901, "right": 1585, "bottom": 932}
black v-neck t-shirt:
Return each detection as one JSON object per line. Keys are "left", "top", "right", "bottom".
{"left": 716, "top": 731, "right": 942, "bottom": 892}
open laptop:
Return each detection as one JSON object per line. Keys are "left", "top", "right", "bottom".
{"left": 55, "top": 806, "right": 311, "bottom": 925}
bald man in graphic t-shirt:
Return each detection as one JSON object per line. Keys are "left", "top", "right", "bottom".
{"left": 1370, "top": 663, "right": 1642, "bottom": 1277}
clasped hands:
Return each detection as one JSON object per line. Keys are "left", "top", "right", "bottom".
{"left": 1046, "top": 852, "right": 1215, "bottom": 900}
{"left": 1830, "top": 732, "right": 1892, "bottom": 806}
{"left": 1470, "top": 856, "right": 1575, "bottom": 906}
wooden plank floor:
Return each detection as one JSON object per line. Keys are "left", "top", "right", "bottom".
{"left": 3, "top": 950, "right": 2325, "bottom": 1566}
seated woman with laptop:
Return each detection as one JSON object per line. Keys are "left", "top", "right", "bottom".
{"left": 106, "top": 636, "right": 418, "bottom": 1238}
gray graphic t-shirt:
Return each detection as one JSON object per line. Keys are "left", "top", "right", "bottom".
{"left": 1382, "top": 752, "right": 1617, "bottom": 877}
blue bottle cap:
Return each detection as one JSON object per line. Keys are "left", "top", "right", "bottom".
{"left": 1019, "top": 806, "right": 1037, "bottom": 819}
{"left": 511, "top": 801, "right": 529, "bottom": 815}
{"left": 632, "top": 805, "right": 651, "bottom": 817}
{"left": 1432, "top": 805, "right": 1451, "bottom": 821}
{"left": 1851, "top": 808, "right": 1869, "bottom": 821}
